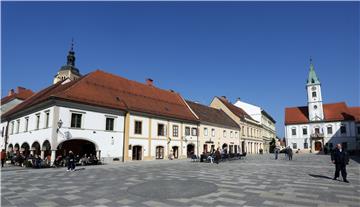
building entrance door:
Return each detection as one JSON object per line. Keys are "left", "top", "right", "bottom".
{"left": 315, "top": 141, "right": 322, "bottom": 151}
{"left": 132, "top": 146, "right": 142, "bottom": 160}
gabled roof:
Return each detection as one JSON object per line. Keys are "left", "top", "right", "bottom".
{"left": 217, "top": 97, "right": 257, "bottom": 123}
{"left": 3, "top": 70, "right": 198, "bottom": 122}
{"left": 348, "top": 107, "right": 360, "bottom": 123}
{"left": 186, "top": 100, "right": 239, "bottom": 128}
{"left": 1, "top": 88, "right": 34, "bottom": 105}
{"left": 285, "top": 102, "right": 356, "bottom": 125}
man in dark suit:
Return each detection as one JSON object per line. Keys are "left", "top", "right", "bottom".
{"left": 331, "top": 144, "right": 349, "bottom": 183}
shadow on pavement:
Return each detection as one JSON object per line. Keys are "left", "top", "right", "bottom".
{"left": 350, "top": 155, "right": 360, "bottom": 164}
{"left": 308, "top": 174, "right": 332, "bottom": 180}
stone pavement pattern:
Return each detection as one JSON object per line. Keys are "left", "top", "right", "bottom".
{"left": 1, "top": 154, "right": 360, "bottom": 207}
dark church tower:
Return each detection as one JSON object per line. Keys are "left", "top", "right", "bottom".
{"left": 53, "top": 39, "right": 81, "bottom": 84}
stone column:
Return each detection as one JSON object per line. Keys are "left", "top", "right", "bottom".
{"left": 51, "top": 150, "right": 56, "bottom": 165}
{"left": 40, "top": 150, "right": 45, "bottom": 159}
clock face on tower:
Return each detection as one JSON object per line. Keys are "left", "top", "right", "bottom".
{"left": 311, "top": 86, "right": 316, "bottom": 91}
{"left": 314, "top": 105, "right": 317, "bottom": 110}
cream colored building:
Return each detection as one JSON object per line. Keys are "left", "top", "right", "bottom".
{"left": 233, "top": 99, "right": 276, "bottom": 153}
{"left": 210, "top": 96, "right": 263, "bottom": 154}
{"left": 186, "top": 101, "right": 240, "bottom": 155}
{"left": 53, "top": 44, "right": 81, "bottom": 84}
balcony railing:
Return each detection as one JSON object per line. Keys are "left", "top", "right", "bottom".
{"left": 310, "top": 133, "right": 324, "bottom": 138}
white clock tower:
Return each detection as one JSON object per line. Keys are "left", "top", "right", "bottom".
{"left": 306, "top": 59, "right": 324, "bottom": 121}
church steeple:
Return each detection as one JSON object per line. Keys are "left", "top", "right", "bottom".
{"left": 66, "top": 39, "right": 76, "bottom": 67}
{"left": 307, "top": 57, "right": 320, "bottom": 85}
{"left": 306, "top": 58, "right": 324, "bottom": 121}
{"left": 53, "top": 39, "right": 82, "bottom": 84}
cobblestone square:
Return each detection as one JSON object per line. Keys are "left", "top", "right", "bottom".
{"left": 1, "top": 154, "right": 360, "bottom": 207}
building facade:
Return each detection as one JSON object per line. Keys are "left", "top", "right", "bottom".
{"left": 285, "top": 61, "right": 360, "bottom": 152}
{"left": 210, "top": 96, "right": 263, "bottom": 154}
{"left": 233, "top": 99, "right": 276, "bottom": 153}
{"left": 1, "top": 48, "right": 200, "bottom": 163}
{"left": 186, "top": 101, "right": 240, "bottom": 155}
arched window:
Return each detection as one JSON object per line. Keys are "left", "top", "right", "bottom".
{"left": 312, "top": 91, "right": 317, "bottom": 98}
{"left": 156, "top": 146, "right": 164, "bottom": 159}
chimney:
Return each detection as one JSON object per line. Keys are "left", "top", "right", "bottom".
{"left": 16, "top": 86, "right": 26, "bottom": 93}
{"left": 221, "top": 96, "right": 227, "bottom": 100}
{"left": 146, "top": 78, "right": 153, "bottom": 86}
{"left": 8, "top": 89, "right": 15, "bottom": 96}
{"left": 236, "top": 97, "right": 241, "bottom": 102}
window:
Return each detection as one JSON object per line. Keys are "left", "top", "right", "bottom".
{"left": 71, "top": 113, "right": 82, "bottom": 128}
{"left": 106, "top": 118, "right": 115, "bottom": 131}
{"left": 327, "top": 126, "right": 333, "bottom": 134}
{"left": 235, "top": 132, "right": 238, "bottom": 138}
{"left": 191, "top": 128, "right": 197, "bottom": 136}
{"left": 45, "top": 112, "right": 50, "bottom": 128}
{"left": 36, "top": 114, "right": 40, "bottom": 129}
{"left": 302, "top": 127, "right": 307, "bottom": 135}
{"left": 312, "top": 92, "right": 317, "bottom": 98}
{"left": 230, "top": 131, "right": 233, "bottom": 138}
{"left": 185, "top": 127, "right": 190, "bottom": 136}
{"left": 340, "top": 125, "right": 346, "bottom": 134}
{"left": 173, "top": 125, "right": 179, "bottom": 137}
{"left": 247, "top": 127, "right": 249, "bottom": 136}
{"left": 304, "top": 142, "right": 308, "bottom": 149}
{"left": 25, "top": 117, "right": 29, "bottom": 132}
{"left": 134, "top": 121, "right": 142, "bottom": 134}
{"left": 158, "top": 124, "right": 165, "bottom": 136}
{"left": 223, "top": 130, "right": 226, "bottom": 137}
{"left": 16, "top": 120, "right": 20, "bottom": 134}
{"left": 211, "top": 129, "right": 215, "bottom": 137}
{"left": 342, "top": 142, "right": 347, "bottom": 150}
{"left": 242, "top": 126, "right": 245, "bottom": 135}
{"left": 315, "top": 127, "right": 320, "bottom": 134}
{"left": 204, "top": 128, "right": 208, "bottom": 136}
{"left": 357, "top": 126, "right": 360, "bottom": 135}
{"left": 292, "top": 143, "right": 297, "bottom": 149}
{"left": 155, "top": 146, "right": 164, "bottom": 159}
{"left": 10, "top": 121, "right": 14, "bottom": 134}
{"left": 291, "top": 128, "right": 296, "bottom": 136}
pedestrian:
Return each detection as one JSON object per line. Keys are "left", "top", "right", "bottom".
{"left": 67, "top": 150, "right": 75, "bottom": 171}
{"left": 331, "top": 144, "right": 349, "bottom": 183}
{"left": 215, "top": 148, "right": 221, "bottom": 164}
{"left": 288, "top": 147, "right": 293, "bottom": 161}
{"left": 1, "top": 149, "right": 6, "bottom": 167}
{"left": 274, "top": 140, "right": 280, "bottom": 160}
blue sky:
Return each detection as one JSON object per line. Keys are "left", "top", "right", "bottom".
{"left": 2, "top": 2, "right": 359, "bottom": 137}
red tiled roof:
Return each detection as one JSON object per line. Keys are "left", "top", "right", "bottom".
{"left": 3, "top": 70, "right": 198, "bottom": 122}
{"left": 1, "top": 88, "right": 34, "bottom": 105}
{"left": 186, "top": 100, "right": 239, "bottom": 128}
{"left": 285, "top": 102, "right": 356, "bottom": 125}
{"left": 217, "top": 97, "right": 257, "bottom": 123}
{"left": 348, "top": 107, "right": 360, "bottom": 122}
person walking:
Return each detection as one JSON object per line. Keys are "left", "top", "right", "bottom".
{"left": 274, "top": 141, "right": 280, "bottom": 160}
{"left": 67, "top": 151, "right": 75, "bottom": 171}
{"left": 214, "top": 148, "right": 221, "bottom": 164}
{"left": 331, "top": 144, "right": 349, "bottom": 183}
{"left": 287, "top": 147, "right": 293, "bottom": 161}
{"left": 1, "top": 149, "right": 6, "bottom": 167}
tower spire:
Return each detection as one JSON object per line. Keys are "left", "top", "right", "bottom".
{"left": 307, "top": 57, "right": 320, "bottom": 85}
{"left": 67, "top": 38, "right": 75, "bottom": 66}
{"left": 70, "top": 38, "right": 74, "bottom": 51}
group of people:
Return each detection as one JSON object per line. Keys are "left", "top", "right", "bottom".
{"left": 0, "top": 150, "right": 52, "bottom": 168}
{"left": 54, "top": 151, "right": 99, "bottom": 171}
{"left": 201, "top": 148, "right": 223, "bottom": 164}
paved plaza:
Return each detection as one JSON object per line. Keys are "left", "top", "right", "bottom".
{"left": 1, "top": 154, "right": 360, "bottom": 207}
